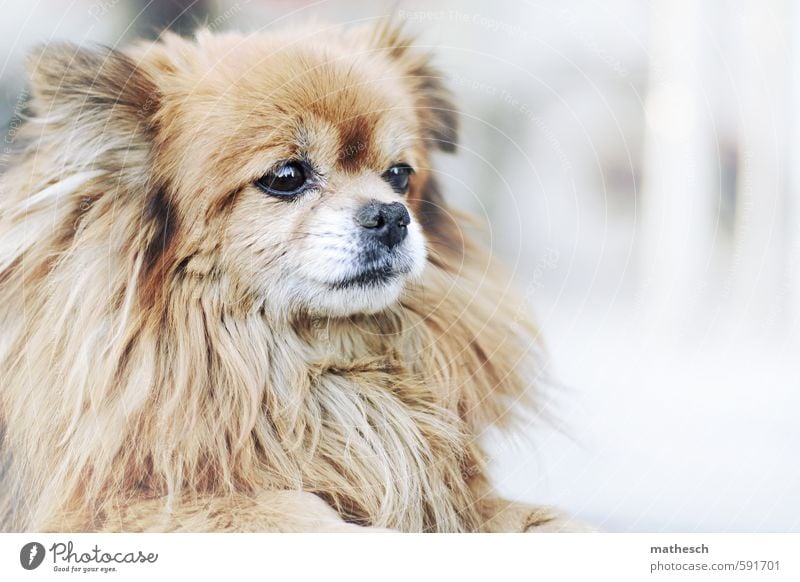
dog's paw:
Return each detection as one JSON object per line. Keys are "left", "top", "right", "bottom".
{"left": 479, "top": 498, "right": 597, "bottom": 532}
{"left": 522, "top": 509, "right": 598, "bottom": 533}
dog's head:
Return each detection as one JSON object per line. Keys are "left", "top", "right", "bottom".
{"left": 24, "top": 23, "right": 459, "bottom": 318}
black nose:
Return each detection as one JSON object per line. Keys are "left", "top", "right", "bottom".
{"left": 355, "top": 201, "right": 411, "bottom": 249}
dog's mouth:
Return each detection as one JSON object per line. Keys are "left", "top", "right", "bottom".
{"left": 300, "top": 225, "right": 426, "bottom": 315}
{"left": 327, "top": 264, "right": 408, "bottom": 290}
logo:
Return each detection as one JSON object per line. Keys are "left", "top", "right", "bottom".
{"left": 20, "top": 542, "right": 46, "bottom": 570}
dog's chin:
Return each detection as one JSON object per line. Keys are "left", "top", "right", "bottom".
{"left": 302, "top": 270, "right": 412, "bottom": 317}
{"left": 290, "top": 226, "right": 427, "bottom": 317}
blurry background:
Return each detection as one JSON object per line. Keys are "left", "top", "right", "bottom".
{"left": 2, "top": 0, "right": 798, "bottom": 532}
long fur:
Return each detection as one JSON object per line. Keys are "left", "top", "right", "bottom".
{"left": 0, "top": 22, "right": 546, "bottom": 532}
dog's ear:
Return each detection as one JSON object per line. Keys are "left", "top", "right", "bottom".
{"left": 26, "top": 43, "right": 159, "bottom": 135}
{"left": 367, "top": 22, "right": 458, "bottom": 153}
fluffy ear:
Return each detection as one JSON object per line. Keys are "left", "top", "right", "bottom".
{"left": 367, "top": 22, "right": 459, "bottom": 153}
{"left": 25, "top": 43, "right": 159, "bottom": 133}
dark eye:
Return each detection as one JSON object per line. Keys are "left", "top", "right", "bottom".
{"left": 382, "top": 163, "right": 414, "bottom": 194}
{"left": 256, "top": 161, "right": 309, "bottom": 197}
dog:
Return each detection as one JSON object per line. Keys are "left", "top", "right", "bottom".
{"left": 0, "top": 21, "right": 579, "bottom": 532}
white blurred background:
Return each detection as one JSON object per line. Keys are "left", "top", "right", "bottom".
{"left": 1, "top": 0, "right": 798, "bottom": 532}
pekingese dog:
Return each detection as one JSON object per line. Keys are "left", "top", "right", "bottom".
{"left": 0, "top": 21, "right": 580, "bottom": 532}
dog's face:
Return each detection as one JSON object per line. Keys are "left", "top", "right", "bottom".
{"left": 22, "top": 24, "right": 459, "bottom": 318}
{"left": 155, "top": 29, "right": 443, "bottom": 316}
{"left": 182, "top": 32, "right": 432, "bottom": 316}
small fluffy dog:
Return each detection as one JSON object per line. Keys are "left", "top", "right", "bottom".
{"left": 0, "top": 22, "right": 571, "bottom": 532}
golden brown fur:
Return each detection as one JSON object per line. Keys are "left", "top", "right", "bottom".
{"left": 0, "top": 22, "right": 569, "bottom": 532}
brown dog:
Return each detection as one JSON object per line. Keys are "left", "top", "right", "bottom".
{"left": 0, "top": 22, "right": 578, "bottom": 532}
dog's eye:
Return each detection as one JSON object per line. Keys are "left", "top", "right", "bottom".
{"left": 256, "top": 161, "right": 308, "bottom": 197}
{"left": 382, "top": 163, "right": 414, "bottom": 194}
